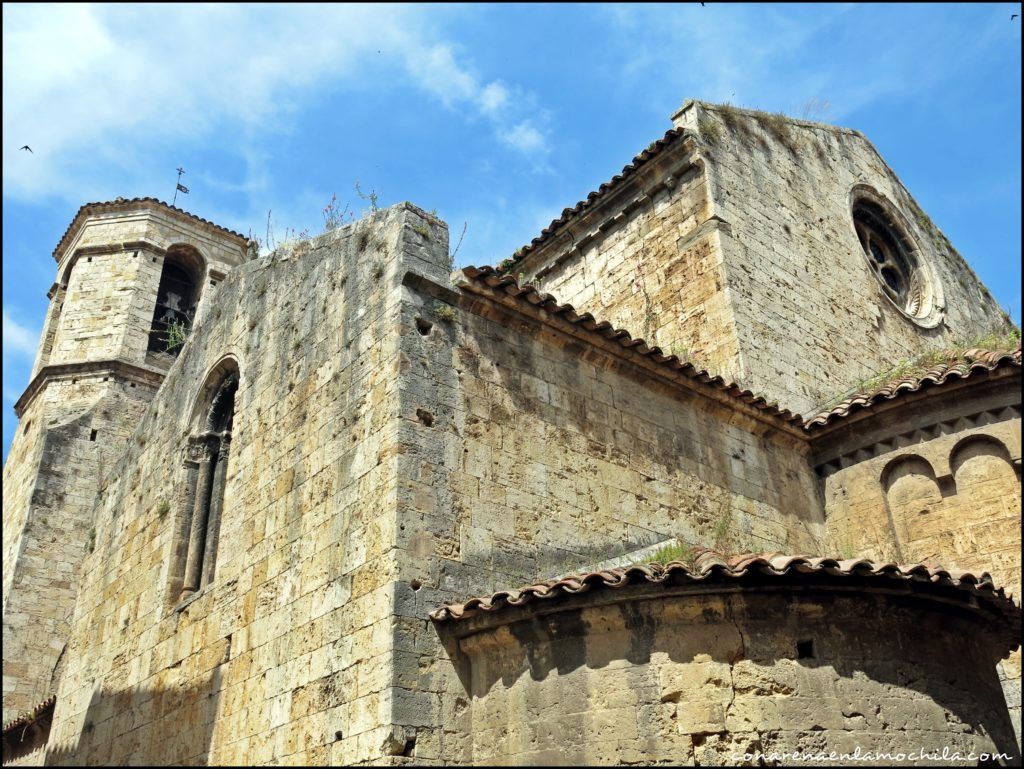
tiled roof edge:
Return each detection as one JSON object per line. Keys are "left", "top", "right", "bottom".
{"left": 2, "top": 696, "right": 56, "bottom": 736}
{"left": 806, "top": 345, "right": 1022, "bottom": 430}
{"left": 429, "top": 549, "right": 1021, "bottom": 642}
{"left": 54, "top": 198, "right": 248, "bottom": 261}
{"left": 459, "top": 266, "right": 804, "bottom": 429}
{"left": 507, "top": 127, "right": 693, "bottom": 267}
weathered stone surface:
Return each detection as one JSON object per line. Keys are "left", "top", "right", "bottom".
{"left": 447, "top": 590, "right": 1019, "bottom": 765}
{"left": 2, "top": 102, "right": 1020, "bottom": 766}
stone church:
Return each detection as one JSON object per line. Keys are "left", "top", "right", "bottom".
{"left": 3, "top": 100, "right": 1021, "bottom": 765}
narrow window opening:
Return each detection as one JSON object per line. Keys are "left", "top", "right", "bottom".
{"left": 178, "top": 370, "right": 237, "bottom": 602}
{"left": 797, "top": 639, "right": 814, "bottom": 659}
{"left": 89, "top": 429, "right": 98, "bottom": 442}
{"left": 416, "top": 408, "right": 435, "bottom": 427}
{"left": 149, "top": 251, "right": 200, "bottom": 355}
{"left": 415, "top": 317, "right": 433, "bottom": 336}
{"left": 23, "top": 420, "right": 32, "bottom": 434}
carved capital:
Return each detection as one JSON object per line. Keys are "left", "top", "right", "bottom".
{"left": 183, "top": 437, "right": 214, "bottom": 464}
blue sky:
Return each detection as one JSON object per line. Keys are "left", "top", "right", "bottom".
{"left": 3, "top": 3, "right": 1021, "bottom": 459}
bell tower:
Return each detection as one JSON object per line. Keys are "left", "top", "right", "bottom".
{"left": 2, "top": 198, "right": 247, "bottom": 723}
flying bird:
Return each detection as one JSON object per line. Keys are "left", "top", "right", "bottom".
{"left": 1012, "top": 13, "right": 1019, "bottom": 19}
{"left": 19, "top": 145, "right": 32, "bottom": 153}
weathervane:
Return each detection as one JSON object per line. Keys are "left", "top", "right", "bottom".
{"left": 173, "top": 166, "right": 189, "bottom": 205}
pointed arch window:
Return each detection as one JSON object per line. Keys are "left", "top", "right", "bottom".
{"left": 177, "top": 368, "right": 237, "bottom": 602}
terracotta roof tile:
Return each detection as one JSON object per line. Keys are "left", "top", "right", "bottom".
{"left": 53, "top": 197, "right": 248, "bottom": 261}
{"left": 460, "top": 266, "right": 804, "bottom": 428}
{"left": 806, "top": 344, "right": 1022, "bottom": 429}
{"left": 507, "top": 127, "right": 691, "bottom": 267}
{"left": 429, "top": 548, "right": 1021, "bottom": 648}
{"left": 2, "top": 696, "right": 56, "bottom": 737}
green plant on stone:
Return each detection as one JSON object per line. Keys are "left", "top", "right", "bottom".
{"left": 496, "top": 256, "right": 518, "bottom": 273}
{"left": 712, "top": 507, "right": 732, "bottom": 547}
{"left": 697, "top": 113, "right": 721, "bottom": 145}
{"left": 156, "top": 500, "right": 171, "bottom": 518}
{"left": 355, "top": 181, "right": 380, "bottom": 213}
{"left": 650, "top": 542, "right": 694, "bottom": 565}
{"left": 432, "top": 303, "right": 456, "bottom": 323}
{"left": 323, "top": 193, "right": 352, "bottom": 232}
{"left": 164, "top": 319, "right": 191, "bottom": 353}
{"left": 823, "top": 326, "right": 1022, "bottom": 409}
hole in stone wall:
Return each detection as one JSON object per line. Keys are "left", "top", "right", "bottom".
{"left": 23, "top": 420, "right": 32, "bottom": 433}
{"left": 89, "top": 429, "right": 98, "bottom": 442}
{"left": 797, "top": 639, "right": 814, "bottom": 659}
{"left": 415, "top": 408, "right": 435, "bottom": 427}
{"left": 410, "top": 579, "right": 422, "bottom": 591}
{"left": 415, "top": 317, "right": 433, "bottom": 336}
{"left": 87, "top": 257, "right": 93, "bottom": 262}
{"left": 334, "top": 731, "right": 344, "bottom": 742}
{"left": 401, "top": 736, "right": 416, "bottom": 758}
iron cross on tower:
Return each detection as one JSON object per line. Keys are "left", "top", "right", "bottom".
{"left": 173, "top": 166, "right": 189, "bottom": 205}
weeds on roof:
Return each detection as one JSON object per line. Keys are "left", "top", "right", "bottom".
{"left": 649, "top": 541, "right": 696, "bottom": 565}
{"left": 820, "top": 326, "right": 1021, "bottom": 409}
{"left": 711, "top": 102, "right": 802, "bottom": 154}
{"left": 697, "top": 113, "right": 721, "bottom": 145}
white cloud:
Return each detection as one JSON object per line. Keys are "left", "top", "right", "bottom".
{"left": 1, "top": 4, "right": 550, "bottom": 204}
{"left": 2, "top": 309, "right": 39, "bottom": 358}
{"left": 404, "top": 45, "right": 547, "bottom": 156}
{"left": 479, "top": 82, "right": 511, "bottom": 117}
{"left": 500, "top": 122, "right": 547, "bottom": 155}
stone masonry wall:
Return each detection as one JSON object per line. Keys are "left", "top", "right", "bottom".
{"left": 389, "top": 272, "right": 823, "bottom": 762}
{"left": 515, "top": 144, "right": 746, "bottom": 385}
{"left": 2, "top": 373, "right": 156, "bottom": 724}
{"left": 673, "top": 101, "right": 1014, "bottom": 416}
{"left": 42, "top": 204, "right": 446, "bottom": 766}
{"left": 4, "top": 202, "right": 247, "bottom": 727}
{"left": 450, "top": 590, "right": 1019, "bottom": 765}
{"left": 820, "top": 406, "right": 1022, "bottom": 748}
{"left": 46, "top": 206, "right": 244, "bottom": 372}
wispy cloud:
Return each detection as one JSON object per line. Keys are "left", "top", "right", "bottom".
{"left": 2, "top": 309, "right": 38, "bottom": 358}
{"left": 500, "top": 122, "right": 548, "bottom": 155}
{"left": 2, "top": 5, "right": 550, "bottom": 205}
{"left": 595, "top": 4, "right": 1014, "bottom": 122}
{"left": 2, "top": 310, "right": 39, "bottom": 410}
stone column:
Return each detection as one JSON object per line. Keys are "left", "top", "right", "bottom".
{"left": 180, "top": 440, "right": 215, "bottom": 600}
{"left": 170, "top": 443, "right": 203, "bottom": 603}
{"left": 201, "top": 433, "right": 230, "bottom": 587}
